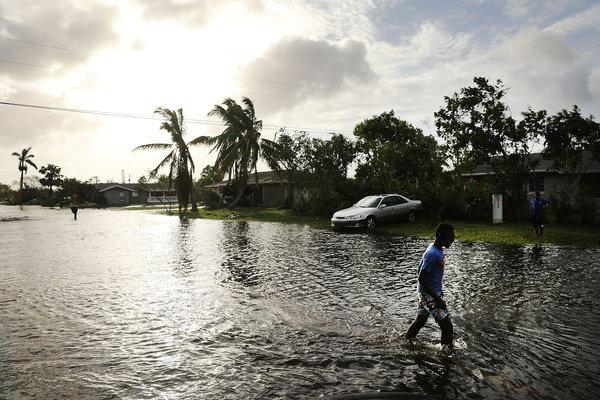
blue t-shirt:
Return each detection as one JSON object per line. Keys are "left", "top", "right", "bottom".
{"left": 417, "top": 243, "right": 445, "bottom": 295}
{"left": 530, "top": 198, "right": 548, "bottom": 217}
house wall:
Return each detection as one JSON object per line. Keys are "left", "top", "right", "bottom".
{"left": 262, "top": 184, "right": 285, "bottom": 207}
{"left": 102, "top": 189, "right": 133, "bottom": 205}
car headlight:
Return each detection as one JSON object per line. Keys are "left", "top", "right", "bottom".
{"left": 347, "top": 213, "right": 364, "bottom": 220}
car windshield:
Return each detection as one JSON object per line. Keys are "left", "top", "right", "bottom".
{"left": 355, "top": 196, "right": 382, "bottom": 208}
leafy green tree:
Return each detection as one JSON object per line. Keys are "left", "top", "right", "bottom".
{"left": 39, "top": 164, "right": 63, "bottom": 195}
{"left": 134, "top": 107, "right": 200, "bottom": 216}
{"left": 0, "top": 183, "right": 15, "bottom": 203}
{"left": 269, "top": 129, "right": 312, "bottom": 206}
{"left": 194, "top": 165, "right": 222, "bottom": 207}
{"left": 270, "top": 129, "right": 356, "bottom": 215}
{"left": 11, "top": 147, "right": 38, "bottom": 194}
{"left": 543, "top": 106, "right": 600, "bottom": 223}
{"left": 434, "top": 77, "right": 543, "bottom": 220}
{"left": 354, "top": 110, "right": 445, "bottom": 197}
{"left": 195, "top": 97, "right": 284, "bottom": 209}
{"left": 544, "top": 105, "right": 600, "bottom": 189}
{"left": 59, "top": 178, "right": 100, "bottom": 204}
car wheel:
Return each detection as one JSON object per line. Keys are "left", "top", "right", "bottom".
{"left": 408, "top": 210, "right": 416, "bottom": 223}
{"left": 366, "top": 216, "right": 377, "bottom": 230}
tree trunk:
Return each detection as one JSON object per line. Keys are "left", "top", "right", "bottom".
{"left": 228, "top": 174, "right": 248, "bottom": 209}
{"left": 19, "top": 166, "right": 24, "bottom": 192}
{"left": 190, "top": 172, "right": 198, "bottom": 212}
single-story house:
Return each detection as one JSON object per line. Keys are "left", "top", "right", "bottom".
{"left": 462, "top": 152, "right": 600, "bottom": 198}
{"left": 96, "top": 183, "right": 177, "bottom": 206}
{"left": 205, "top": 170, "right": 289, "bottom": 207}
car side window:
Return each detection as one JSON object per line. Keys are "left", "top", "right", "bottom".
{"left": 394, "top": 196, "right": 407, "bottom": 204}
{"left": 383, "top": 197, "right": 397, "bottom": 206}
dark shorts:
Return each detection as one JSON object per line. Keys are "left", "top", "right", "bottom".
{"left": 533, "top": 214, "right": 544, "bottom": 227}
{"left": 417, "top": 292, "right": 449, "bottom": 322}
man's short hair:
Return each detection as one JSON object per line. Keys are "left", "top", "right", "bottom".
{"left": 436, "top": 223, "right": 454, "bottom": 238}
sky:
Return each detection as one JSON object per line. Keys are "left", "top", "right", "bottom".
{"left": 1, "top": 0, "right": 599, "bottom": 186}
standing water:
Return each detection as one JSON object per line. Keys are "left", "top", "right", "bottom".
{"left": 1, "top": 206, "right": 599, "bottom": 399}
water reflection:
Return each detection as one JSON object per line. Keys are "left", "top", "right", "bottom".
{"left": 219, "top": 221, "right": 261, "bottom": 287}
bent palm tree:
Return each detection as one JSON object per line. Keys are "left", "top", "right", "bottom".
{"left": 133, "top": 108, "right": 199, "bottom": 215}
{"left": 190, "top": 97, "right": 284, "bottom": 209}
{"left": 12, "top": 147, "right": 38, "bottom": 193}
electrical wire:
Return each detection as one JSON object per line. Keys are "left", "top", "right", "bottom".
{"left": 0, "top": 101, "right": 352, "bottom": 134}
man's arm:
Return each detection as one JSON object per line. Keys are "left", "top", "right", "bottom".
{"left": 418, "top": 270, "right": 446, "bottom": 309}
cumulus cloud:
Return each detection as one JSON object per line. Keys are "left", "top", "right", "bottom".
{"left": 237, "top": 37, "right": 377, "bottom": 114}
{"left": 0, "top": 1, "right": 119, "bottom": 79}
{"left": 135, "top": 0, "right": 264, "bottom": 28}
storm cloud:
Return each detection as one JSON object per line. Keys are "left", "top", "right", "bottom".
{"left": 0, "top": 1, "right": 119, "bottom": 79}
{"left": 237, "top": 37, "right": 377, "bottom": 115}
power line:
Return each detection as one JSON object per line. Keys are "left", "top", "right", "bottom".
{"left": 0, "top": 35, "right": 98, "bottom": 56}
{"left": 0, "top": 101, "right": 351, "bottom": 134}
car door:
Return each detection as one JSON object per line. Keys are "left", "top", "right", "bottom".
{"left": 378, "top": 196, "right": 396, "bottom": 222}
{"left": 392, "top": 195, "right": 409, "bottom": 221}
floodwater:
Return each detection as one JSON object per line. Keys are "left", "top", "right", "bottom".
{"left": 1, "top": 206, "right": 599, "bottom": 399}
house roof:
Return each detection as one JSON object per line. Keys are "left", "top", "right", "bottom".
{"left": 205, "top": 170, "right": 288, "bottom": 188}
{"left": 97, "top": 183, "right": 136, "bottom": 192}
{"left": 96, "top": 182, "right": 167, "bottom": 192}
{"left": 463, "top": 152, "right": 600, "bottom": 176}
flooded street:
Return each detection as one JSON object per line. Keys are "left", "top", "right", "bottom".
{"left": 1, "top": 206, "right": 599, "bottom": 399}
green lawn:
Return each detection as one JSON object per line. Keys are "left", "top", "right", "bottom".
{"left": 141, "top": 207, "right": 599, "bottom": 247}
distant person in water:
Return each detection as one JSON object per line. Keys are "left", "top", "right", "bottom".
{"left": 530, "top": 191, "right": 549, "bottom": 237}
{"left": 405, "top": 223, "right": 454, "bottom": 348}
{"left": 70, "top": 206, "right": 78, "bottom": 220}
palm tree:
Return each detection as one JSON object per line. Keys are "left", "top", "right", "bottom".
{"left": 12, "top": 147, "right": 38, "bottom": 193}
{"left": 192, "top": 97, "right": 284, "bottom": 209}
{"left": 133, "top": 107, "right": 199, "bottom": 216}
{"left": 39, "top": 164, "right": 63, "bottom": 195}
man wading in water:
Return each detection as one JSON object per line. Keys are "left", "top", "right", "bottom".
{"left": 405, "top": 223, "right": 454, "bottom": 348}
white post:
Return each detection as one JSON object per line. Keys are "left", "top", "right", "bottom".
{"left": 492, "top": 194, "right": 503, "bottom": 224}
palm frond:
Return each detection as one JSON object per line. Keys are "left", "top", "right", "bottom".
{"left": 25, "top": 159, "right": 38, "bottom": 170}
{"left": 133, "top": 143, "right": 173, "bottom": 152}
{"left": 187, "top": 135, "right": 216, "bottom": 147}
{"left": 149, "top": 150, "right": 175, "bottom": 176}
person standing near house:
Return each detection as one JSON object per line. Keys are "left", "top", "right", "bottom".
{"left": 405, "top": 223, "right": 455, "bottom": 349}
{"left": 530, "top": 191, "right": 549, "bottom": 237}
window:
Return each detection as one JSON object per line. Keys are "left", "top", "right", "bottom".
{"left": 382, "top": 197, "right": 396, "bottom": 206}
{"left": 394, "top": 196, "right": 407, "bottom": 204}
{"left": 119, "top": 191, "right": 125, "bottom": 202}
{"left": 528, "top": 177, "right": 544, "bottom": 192}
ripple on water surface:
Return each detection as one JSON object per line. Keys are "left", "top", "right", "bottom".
{"left": 1, "top": 206, "right": 599, "bottom": 399}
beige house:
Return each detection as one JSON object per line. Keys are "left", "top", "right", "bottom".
{"left": 205, "top": 170, "right": 288, "bottom": 207}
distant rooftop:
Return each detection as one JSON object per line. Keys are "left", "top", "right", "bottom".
{"left": 205, "top": 170, "right": 288, "bottom": 188}
{"left": 464, "top": 152, "right": 600, "bottom": 176}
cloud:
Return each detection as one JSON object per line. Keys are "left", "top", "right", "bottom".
{"left": 0, "top": 1, "right": 119, "bottom": 79}
{"left": 381, "top": 22, "right": 473, "bottom": 69}
{"left": 237, "top": 37, "right": 377, "bottom": 115}
{"left": 545, "top": 2, "right": 600, "bottom": 35}
{"left": 589, "top": 68, "right": 600, "bottom": 98}
{"left": 0, "top": 89, "right": 99, "bottom": 148}
{"left": 135, "top": 0, "right": 264, "bottom": 28}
